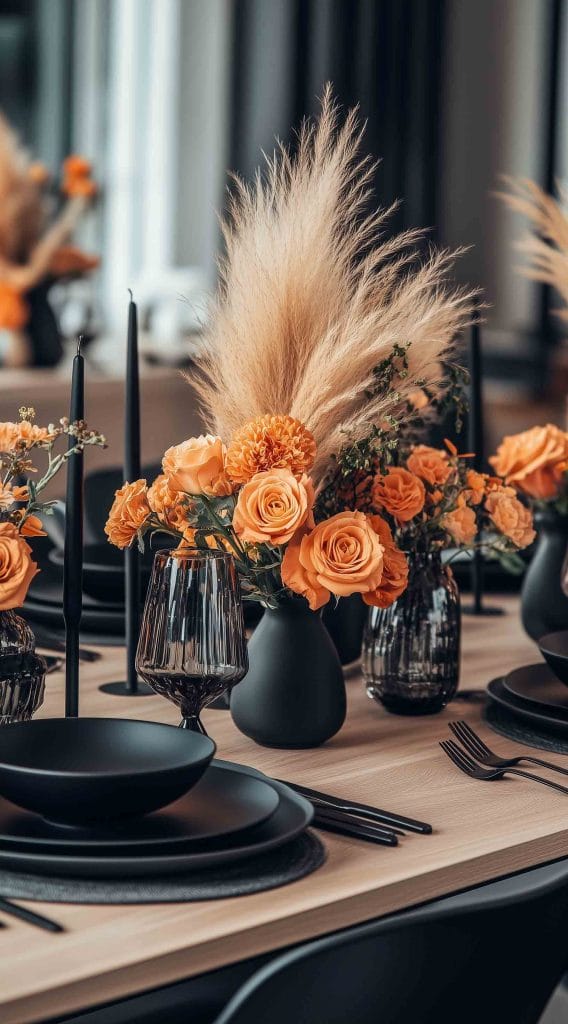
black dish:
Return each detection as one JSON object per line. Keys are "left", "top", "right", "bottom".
{"left": 486, "top": 678, "right": 568, "bottom": 735}
{"left": 0, "top": 718, "right": 215, "bottom": 825}
{"left": 49, "top": 543, "right": 154, "bottom": 603}
{"left": 539, "top": 631, "right": 568, "bottom": 687}
{"left": 0, "top": 765, "right": 313, "bottom": 878}
{"left": 0, "top": 764, "right": 279, "bottom": 852}
{"left": 503, "top": 664, "right": 568, "bottom": 716}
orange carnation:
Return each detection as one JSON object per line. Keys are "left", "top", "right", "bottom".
{"left": 104, "top": 479, "right": 151, "bottom": 549}
{"left": 489, "top": 424, "right": 568, "bottom": 500}
{"left": 485, "top": 486, "right": 535, "bottom": 548}
{"left": 0, "top": 523, "right": 38, "bottom": 610}
{"left": 281, "top": 510, "right": 384, "bottom": 610}
{"left": 147, "top": 474, "right": 192, "bottom": 533}
{"left": 162, "top": 435, "right": 232, "bottom": 497}
{"left": 407, "top": 445, "right": 452, "bottom": 487}
{"left": 363, "top": 515, "right": 409, "bottom": 608}
{"left": 442, "top": 503, "right": 477, "bottom": 546}
{"left": 372, "top": 467, "right": 425, "bottom": 522}
{"left": 226, "top": 414, "right": 316, "bottom": 484}
{"left": 233, "top": 469, "right": 314, "bottom": 546}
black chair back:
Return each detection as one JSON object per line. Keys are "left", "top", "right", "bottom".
{"left": 215, "top": 858, "right": 568, "bottom": 1024}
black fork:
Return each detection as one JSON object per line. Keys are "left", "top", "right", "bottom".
{"left": 449, "top": 720, "right": 568, "bottom": 777}
{"left": 440, "top": 739, "right": 568, "bottom": 796}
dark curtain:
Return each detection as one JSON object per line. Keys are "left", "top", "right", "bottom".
{"left": 228, "top": 0, "right": 446, "bottom": 236}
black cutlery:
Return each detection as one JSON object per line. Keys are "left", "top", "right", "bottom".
{"left": 276, "top": 779, "right": 432, "bottom": 834}
{"left": 0, "top": 897, "right": 63, "bottom": 933}
{"left": 440, "top": 739, "right": 568, "bottom": 795}
{"left": 449, "top": 720, "right": 568, "bottom": 777}
{"left": 313, "top": 809, "right": 399, "bottom": 846}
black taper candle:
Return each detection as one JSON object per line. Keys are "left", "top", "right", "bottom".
{"left": 125, "top": 290, "right": 141, "bottom": 693}
{"left": 469, "top": 313, "right": 484, "bottom": 614}
{"left": 63, "top": 337, "right": 84, "bottom": 717}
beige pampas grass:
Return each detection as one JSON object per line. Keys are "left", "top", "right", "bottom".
{"left": 194, "top": 86, "right": 475, "bottom": 486}
{"left": 497, "top": 176, "right": 568, "bottom": 319}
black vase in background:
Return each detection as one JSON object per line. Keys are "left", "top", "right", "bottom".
{"left": 362, "top": 551, "right": 460, "bottom": 715}
{"left": 521, "top": 509, "right": 568, "bottom": 641}
{"left": 323, "top": 594, "right": 368, "bottom": 666}
{"left": 230, "top": 599, "right": 346, "bottom": 748}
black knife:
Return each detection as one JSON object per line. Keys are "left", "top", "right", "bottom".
{"left": 277, "top": 779, "right": 432, "bottom": 835}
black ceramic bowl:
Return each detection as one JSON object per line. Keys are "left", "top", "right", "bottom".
{"left": 0, "top": 718, "right": 215, "bottom": 826}
{"left": 539, "top": 631, "right": 568, "bottom": 687}
{"left": 48, "top": 544, "right": 154, "bottom": 603}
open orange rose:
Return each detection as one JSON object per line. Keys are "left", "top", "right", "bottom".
{"left": 281, "top": 510, "right": 384, "bottom": 610}
{"left": 489, "top": 424, "right": 568, "bottom": 500}
{"left": 364, "top": 515, "right": 409, "bottom": 608}
{"left": 105, "top": 479, "right": 151, "bottom": 549}
{"left": 372, "top": 467, "right": 425, "bottom": 522}
{"left": 485, "top": 486, "right": 535, "bottom": 548}
{"left": 163, "top": 435, "right": 232, "bottom": 497}
{"left": 0, "top": 523, "right": 38, "bottom": 609}
{"left": 442, "top": 502, "right": 477, "bottom": 545}
{"left": 233, "top": 469, "right": 314, "bottom": 546}
{"left": 407, "top": 445, "right": 452, "bottom": 487}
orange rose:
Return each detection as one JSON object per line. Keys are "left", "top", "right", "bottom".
{"left": 489, "top": 424, "right": 568, "bottom": 500}
{"left": 17, "top": 513, "right": 47, "bottom": 538}
{"left": 233, "top": 469, "right": 314, "bottom": 546}
{"left": 363, "top": 515, "right": 409, "bottom": 608}
{"left": 464, "top": 469, "right": 486, "bottom": 505}
{"left": 442, "top": 503, "right": 477, "bottom": 545}
{"left": 281, "top": 510, "right": 384, "bottom": 610}
{"left": 104, "top": 479, "right": 151, "bottom": 549}
{"left": 407, "top": 445, "right": 452, "bottom": 487}
{"left": 147, "top": 474, "right": 192, "bottom": 533}
{"left": 162, "top": 435, "right": 232, "bottom": 497}
{"left": 485, "top": 487, "right": 535, "bottom": 548}
{"left": 372, "top": 467, "right": 425, "bottom": 522}
{"left": 0, "top": 523, "right": 38, "bottom": 610}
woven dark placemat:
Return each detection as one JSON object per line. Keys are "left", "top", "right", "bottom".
{"left": 0, "top": 831, "right": 325, "bottom": 905}
{"left": 483, "top": 701, "right": 568, "bottom": 754}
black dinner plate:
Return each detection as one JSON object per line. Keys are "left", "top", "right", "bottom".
{"left": 486, "top": 678, "right": 568, "bottom": 735}
{"left": 503, "top": 664, "right": 568, "bottom": 717}
{"left": 0, "top": 764, "right": 279, "bottom": 853}
{"left": 0, "top": 763, "right": 312, "bottom": 877}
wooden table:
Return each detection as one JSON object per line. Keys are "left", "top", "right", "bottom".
{"left": 2, "top": 597, "right": 567, "bottom": 1024}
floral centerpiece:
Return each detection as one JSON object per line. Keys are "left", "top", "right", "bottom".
{"left": 489, "top": 423, "right": 568, "bottom": 640}
{"left": 0, "top": 407, "right": 105, "bottom": 723}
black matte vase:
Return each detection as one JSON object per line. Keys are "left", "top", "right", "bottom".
{"left": 230, "top": 599, "right": 346, "bottom": 748}
{"left": 323, "top": 594, "right": 368, "bottom": 665}
{"left": 362, "top": 551, "right": 460, "bottom": 715}
{"left": 521, "top": 509, "right": 568, "bottom": 641}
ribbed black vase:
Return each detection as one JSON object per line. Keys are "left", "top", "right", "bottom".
{"left": 362, "top": 551, "right": 460, "bottom": 715}
{"left": 230, "top": 599, "right": 346, "bottom": 748}
{"left": 521, "top": 509, "right": 568, "bottom": 641}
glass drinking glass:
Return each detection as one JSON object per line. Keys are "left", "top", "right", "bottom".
{"left": 136, "top": 548, "right": 248, "bottom": 734}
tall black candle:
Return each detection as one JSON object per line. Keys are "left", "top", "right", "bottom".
{"left": 125, "top": 291, "right": 141, "bottom": 694}
{"left": 469, "top": 314, "right": 484, "bottom": 614}
{"left": 63, "top": 337, "right": 84, "bottom": 717}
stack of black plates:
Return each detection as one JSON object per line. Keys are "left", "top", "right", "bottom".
{"left": 0, "top": 760, "right": 312, "bottom": 879}
{"left": 486, "top": 630, "right": 568, "bottom": 738}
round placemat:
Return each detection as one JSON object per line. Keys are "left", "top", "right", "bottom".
{"left": 0, "top": 831, "right": 325, "bottom": 904}
{"left": 483, "top": 701, "right": 568, "bottom": 755}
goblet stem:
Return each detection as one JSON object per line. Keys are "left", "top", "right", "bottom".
{"left": 179, "top": 715, "right": 208, "bottom": 736}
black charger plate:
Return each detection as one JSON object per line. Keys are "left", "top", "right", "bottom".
{"left": 0, "top": 766, "right": 312, "bottom": 878}
{"left": 503, "top": 664, "right": 568, "bottom": 716}
{"left": 0, "top": 764, "right": 279, "bottom": 853}
{"left": 486, "top": 678, "right": 568, "bottom": 735}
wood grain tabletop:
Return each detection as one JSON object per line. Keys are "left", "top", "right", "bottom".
{"left": 1, "top": 596, "right": 566, "bottom": 1024}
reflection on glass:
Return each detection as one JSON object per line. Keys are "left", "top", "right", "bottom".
{"left": 136, "top": 548, "right": 248, "bottom": 734}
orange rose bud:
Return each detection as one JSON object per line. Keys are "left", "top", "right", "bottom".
{"left": 281, "top": 510, "right": 385, "bottom": 610}
{"left": 233, "top": 469, "right": 314, "bottom": 546}
{"left": 17, "top": 513, "right": 47, "bottom": 538}
{"left": 363, "top": 515, "right": 409, "bottom": 608}
{"left": 489, "top": 424, "right": 568, "bottom": 500}
{"left": 226, "top": 414, "right": 316, "bottom": 484}
{"left": 162, "top": 435, "right": 232, "bottom": 497}
{"left": 407, "top": 445, "right": 452, "bottom": 487}
{"left": 372, "top": 467, "right": 425, "bottom": 522}
{"left": 442, "top": 504, "right": 477, "bottom": 545}
{"left": 147, "top": 473, "right": 192, "bottom": 533}
{"left": 464, "top": 469, "right": 486, "bottom": 505}
{"left": 104, "top": 479, "right": 151, "bottom": 549}
{"left": 0, "top": 524, "right": 38, "bottom": 610}
{"left": 484, "top": 487, "right": 535, "bottom": 548}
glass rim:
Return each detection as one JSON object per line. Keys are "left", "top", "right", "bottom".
{"left": 153, "top": 546, "right": 234, "bottom": 560}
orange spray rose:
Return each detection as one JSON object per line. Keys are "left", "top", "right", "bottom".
{"left": 104, "top": 480, "right": 151, "bottom": 549}
{"left": 372, "top": 467, "right": 426, "bottom": 522}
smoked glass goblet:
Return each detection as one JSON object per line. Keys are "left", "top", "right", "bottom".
{"left": 136, "top": 548, "right": 248, "bottom": 734}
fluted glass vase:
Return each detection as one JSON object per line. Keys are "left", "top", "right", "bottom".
{"left": 0, "top": 610, "right": 46, "bottom": 724}
{"left": 362, "top": 551, "right": 460, "bottom": 715}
